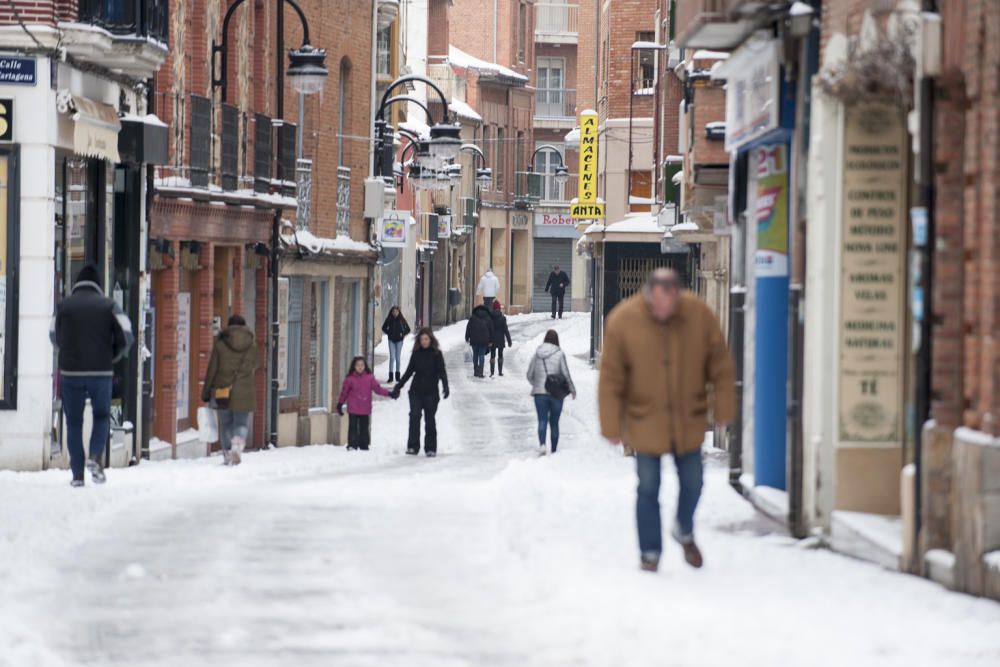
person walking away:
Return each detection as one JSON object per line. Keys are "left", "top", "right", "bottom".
{"left": 476, "top": 268, "right": 501, "bottom": 307}
{"left": 488, "top": 301, "right": 513, "bottom": 377}
{"left": 465, "top": 304, "right": 494, "bottom": 378}
{"left": 337, "top": 356, "right": 393, "bottom": 451}
{"left": 50, "top": 264, "right": 134, "bottom": 486}
{"left": 202, "top": 315, "right": 258, "bottom": 466}
{"left": 598, "top": 269, "right": 735, "bottom": 573}
{"left": 544, "top": 265, "right": 571, "bottom": 319}
{"left": 381, "top": 306, "right": 411, "bottom": 382}
{"left": 526, "top": 330, "right": 577, "bottom": 454}
{"left": 392, "top": 328, "right": 449, "bottom": 457}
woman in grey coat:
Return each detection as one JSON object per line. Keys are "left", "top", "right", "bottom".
{"left": 526, "top": 329, "right": 577, "bottom": 454}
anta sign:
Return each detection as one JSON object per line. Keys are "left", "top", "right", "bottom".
{"left": 571, "top": 202, "right": 605, "bottom": 219}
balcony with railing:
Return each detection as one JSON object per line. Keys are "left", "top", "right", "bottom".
{"left": 64, "top": 0, "right": 169, "bottom": 77}
{"left": 674, "top": 0, "right": 768, "bottom": 49}
{"left": 535, "top": 2, "right": 578, "bottom": 44}
{"left": 534, "top": 88, "right": 576, "bottom": 129}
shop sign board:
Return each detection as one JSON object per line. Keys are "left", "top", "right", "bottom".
{"left": 379, "top": 210, "right": 409, "bottom": 248}
{"left": 175, "top": 293, "right": 191, "bottom": 420}
{"left": 724, "top": 39, "right": 780, "bottom": 152}
{"left": 571, "top": 202, "right": 604, "bottom": 219}
{"left": 0, "top": 99, "right": 11, "bottom": 141}
{"left": 437, "top": 214, "right": 451, "bottom": 239}
{"left": 536, "top": 212, "right": 575, "bottom": 226}
{"left": 838, "top": 104, "right": 907, "bottom": 444}
{"left": 754, "top": 143, "right": 789, "bottom": 278}
{"left": 573, "top": 109, "right": 604, "bottom": 221}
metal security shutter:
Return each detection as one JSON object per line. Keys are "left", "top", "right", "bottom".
{"left": 254, "top": 112, "right": 272, "bottom": 193}
{"left": 221, "top": 103, "right": 238, "bottom": 191}
{"left": 190, "top": 95, "right": 211, "bottom": 187}
{"left": 531, "top": 238, "right": 573, "bottom": 312}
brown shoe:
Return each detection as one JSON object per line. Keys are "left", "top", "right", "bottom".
{"left": 681, "top": 542, "right": 703, "bottom": 569}
{"left": 640, "top": 554, "right": 659, "bottom": 572}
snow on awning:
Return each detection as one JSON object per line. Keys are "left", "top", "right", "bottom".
{"left": 448, "top": 45, "right": 528, "bottom": 84}
{"left": 449, "top": 100, "right": 482, "bottom": 123}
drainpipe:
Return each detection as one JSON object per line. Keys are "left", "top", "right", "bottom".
{"left": 493, "top": 0, "right": 498, "bottom": 63}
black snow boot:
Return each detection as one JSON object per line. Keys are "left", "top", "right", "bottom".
{"left": 498, "top": 358, "right": 504, "bottom": 376}
{"left": 406, "top": 446, "right": 419, "bottom": 455}
{"left": 489, "top": 359, "right": 495, "bottom": 377}
{"left": 395, "top": 371, "right": 401, "bottom": 382}
{"left": 388, "top": 372, "right": 394, "bottom": 383}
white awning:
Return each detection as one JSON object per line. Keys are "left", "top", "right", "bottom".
{"left": 68, "top": 96, "right": 121, "bottom": 163}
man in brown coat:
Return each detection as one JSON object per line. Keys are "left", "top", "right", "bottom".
{"left": 599, "top": 269, "right": 735, "bottom": 572}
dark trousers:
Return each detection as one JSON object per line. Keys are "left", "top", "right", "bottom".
{"left": 635, "top": 450, "right": 704, "bottom": 557}
{"left": 348, "top": 414, "right": 371, "bottom": 450}
{"left": 534, "top": 394, "right": 564, "bottom": 451}
{"left": 490, "top": 345, "right": 505, "bottom": 374}
{"left": 472, "top": 344, "right": 488, "bottom": 374}
{"left": 407, "top": 393, "right": 439, "bottom": 453}
{"left": 483, "top": 296, "right": 495, "bottom": 308}
{"left": 61, "top": 375, "right": 113, "bottom": 478}
{"left": 551, "top": 292, "right": 565, "bottom": 318}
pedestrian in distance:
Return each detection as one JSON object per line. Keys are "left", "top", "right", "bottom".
{"left": 202, "top": 314, "right": 258, "bottom": 466}
{"left": 337, "top": 356, "right": 394, "bottom": 451}
{"left": 476, "top": 268, "right": 501, "bottom": 308}
{"left": 598, "top": 268, "right": 735, "bottom": 573}
{"left": 50, "top": 264, "right": 135, "bottom": 487}
{"left": 381, "top": 305, "right": 411, "bottom": 383}
{"left": 391, "top": 328, "right": 450, "bottom": 457}
{"left": 526, "top": 329, "right": 577, "bottom": 455}
{"left": 544, "top": 265, "right": 571, "bottom": 319}
{"left": 489, "top": 301, "right": 513, "bottom": 377}
{"left": 465, "top": 303, "right": 495, "bottom": 378}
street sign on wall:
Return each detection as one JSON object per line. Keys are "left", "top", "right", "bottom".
{"left": 0, "top": 58, "right": 35, "bottom": 86}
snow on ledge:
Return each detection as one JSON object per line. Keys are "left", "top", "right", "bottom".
{"left": 955, "top": 427, "right": 1000, "bottom": 448}
{"left": 449, "top": 45, "right": 528, "bottom": 83}
{"left": 692, "top": 49, "right": 730, "bottom": 60}
{"left": 449, "top": 100, "right": 482, "bottom": 123}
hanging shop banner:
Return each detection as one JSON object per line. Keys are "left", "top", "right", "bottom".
{"left": 175, "top": 292, "right": 191, "bottom": 420}
{"left": 838, "top": 104, "right": 907, "bottom": 444}
{"left": 379, "top": 210, "right": 409, "bottom": 248}
{"left": 754, "top": 142, "right": 789, "bottom": 278}
{"left": 724, "top": 38, "right": 780, "bottom": 152}
{"left": 437, "top": 214, "right": 452, "bottom": 239}
{"left": 573, "top": 110, "right": 604, "bottom": 220}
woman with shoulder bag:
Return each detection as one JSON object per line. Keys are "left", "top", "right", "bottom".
{"left": 526, "top": 329, "right": 576, "bottom": 454}
{"left": 202, "top": 315, "right": 258, "bottom": 465}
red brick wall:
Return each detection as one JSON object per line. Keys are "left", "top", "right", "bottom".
{"left": 576, "top": 0, "right": 597, "bottom": 111}
{"left": 0, "top": 0, "right": 73, "bottom": 25}
{"left": 600, "top": 0, "right": 658, "bottom": 122}
{"left": 689, "top": 82, "right": 727, "bottom": 165}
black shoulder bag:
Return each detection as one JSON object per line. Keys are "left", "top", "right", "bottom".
{"left": 541, "top": 355, "right": 571, "bottom": 400}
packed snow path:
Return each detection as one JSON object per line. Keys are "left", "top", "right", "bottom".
{"left": 4, "top": 313, "right": 1000, "bottom": 667}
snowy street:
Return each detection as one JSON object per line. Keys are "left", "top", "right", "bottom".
{"left": 3, "top": 314, "right": 1000, "bottom": 667}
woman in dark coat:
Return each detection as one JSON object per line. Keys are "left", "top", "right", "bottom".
{"left": 381, "top": 305, "right": 411, "bottom": 383}
{"left": 392, "top": 327, "right": 449, "bottom": 457}
{"left": 465, "top": 304, "right": 494, "bottom": 378}
{"left": 488, "top": 301, "right": 513, "bottom": 377}
{"left": 202, "top": 315, "right": 258, "bottom": 465}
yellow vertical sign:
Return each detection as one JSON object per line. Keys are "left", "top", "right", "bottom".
{"left": 577, "top": 111, "right": 598, "bottom": 203}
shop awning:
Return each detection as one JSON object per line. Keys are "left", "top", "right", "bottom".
{"left": 69, "top": 96, "right": 121, "bottom": 163}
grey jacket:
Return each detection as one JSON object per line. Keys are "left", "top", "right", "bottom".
{"left": 526, "top": 343, "right": 576, "bottom": 397}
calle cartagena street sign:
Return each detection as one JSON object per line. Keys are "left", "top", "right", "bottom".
{"left": 571, "top": 109, "right": 604, "bottom": 221}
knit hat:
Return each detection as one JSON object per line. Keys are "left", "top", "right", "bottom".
{"left": 75, "top": 264, "right": 102, "bottom": 288}
{"left": 492, "top": 300, "right": 502, "bottom": 311}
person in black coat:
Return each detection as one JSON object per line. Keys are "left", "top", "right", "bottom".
{"left": 488, "top": 301, "right": 513, "bottom": 377}
{"left": 465, "top": 304, "right": 495, "bottom": 378}
{"left": 391, "top": 327, "right": 449, "bottom": 457}
{"left": 544, "top": 265, "right": 571, "bottom": 319}
{"left": 381, "top": 305, "right": 411, "bottom": 382}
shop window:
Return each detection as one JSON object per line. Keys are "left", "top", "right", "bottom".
{"left": 0, "top": 146, "right": 18, "bottom": 408}
{"left": 254, "top": 112, "right": 272, "bottom": 194}
{"left": 282, "top": 276, "right": 304, "bottom": 398}
{"left": 309, "top": 280, "right": 329, "bottom": 409}
{"left": 190, "top": 95, "right": 211, "bottom": 187}
{"left": 221, "top": 103, "right": 238, "bottom": 191}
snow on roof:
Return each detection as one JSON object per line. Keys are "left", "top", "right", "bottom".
{"left": 705, "top": 121, "right": 726, "bottom": 130}
{"left": 631, "top": 41, "right": 664, "bottom": 50}
{"left": 283, "top": 228, "right": 374, "bottom": 256}
{"left": 448, "top": 45, "right": 528, "bottom": 83}
{"left": 121, "top": 112, "right": 168, "bottom": 127}
{"left": 691, "top": 49, "right": 730, "bottom": 60}
{"left": 449, "top": 99, "right": 482, "bottom": 123}
{"left": 671, "top": 220, "right": 700, "bottom": 232}
{"left": 605, "top": 213, "right": 660, "bottom": 233}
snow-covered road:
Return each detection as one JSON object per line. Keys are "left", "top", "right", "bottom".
{"left": 3, "top": 313, "right": 1000, "bottom": 667}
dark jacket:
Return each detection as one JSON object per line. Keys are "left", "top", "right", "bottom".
{"left": 489, "top": 311, "right": 512, "bottom": 348}
{"left": 202, "top": 325, "right": 258, "bottom": 412}
{"left": 50, "top": 280, "right": 134, "bottom": 376}
{"left": 381, "top": 313, "right": 411, "bottom": 343}
{"left": 465, "top": 305, "right": 495, "bottom": 346}
{"left": 545, "top": 270, "right": 571, "bottom": 296}
{"left": 396, "top": 346, "right": 449, "bottom": 398}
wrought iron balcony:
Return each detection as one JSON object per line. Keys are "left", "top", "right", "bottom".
{"left": 78, "top": 0, "right": 169, "bottom": 42}
{"left": 535, "top": 88, "right": 577, "bottom": 120}
{"left": 535, "top": 2, "right": 578, "bottom": 43}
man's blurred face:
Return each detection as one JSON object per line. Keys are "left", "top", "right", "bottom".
{"left": 647, "top": 283, "right": 680, "bottom": 322}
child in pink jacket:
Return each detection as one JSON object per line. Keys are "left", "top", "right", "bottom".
{"left": 337, "top": 356, "right": 393, "bottom": 450}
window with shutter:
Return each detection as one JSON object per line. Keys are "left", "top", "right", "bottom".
{"left": 276, "top": 122, "right": 297, "bottom": 195}
{"left": 190, "top": 95, "right": 211, "bottom": 187}
{"left": 254, "top": 113, "right": 272, "bottom": 194}
{"left": 221, "top": 103, "right": 238, "bottom": 191}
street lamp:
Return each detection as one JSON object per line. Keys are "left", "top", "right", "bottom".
{"left": 211, "top": 0, "right": 327, "bottom": 450}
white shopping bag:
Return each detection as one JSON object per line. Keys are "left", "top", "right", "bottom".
{"left": 197, "top": 407, "right": 219, "bottom": 443}
{"left": 464, "top": 349, "right": 472, "bottom": 363}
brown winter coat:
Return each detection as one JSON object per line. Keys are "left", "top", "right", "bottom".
{"left": 202, "top": 325, "right": 258, "bottom": 412}
{"left": 598, "top": 291, "right": 735, "bottom": 456}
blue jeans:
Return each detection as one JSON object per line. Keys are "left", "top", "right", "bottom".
{"left": 218, "top": 410, "right": 251, "bottom": 451}
{"left": 61, "top": 375, "right": 113, "bottom": 478}
{"left": 472, "top": 344, "right": 488, "bottom": 369}
{"left": 534, "top": 394, "right": 564, "bottom": 451}
{"left": 636, "top": 450, "right": 704, "bottom": 557}
{"left": 388, "top": 340, "right": 404, "bottom": 374}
